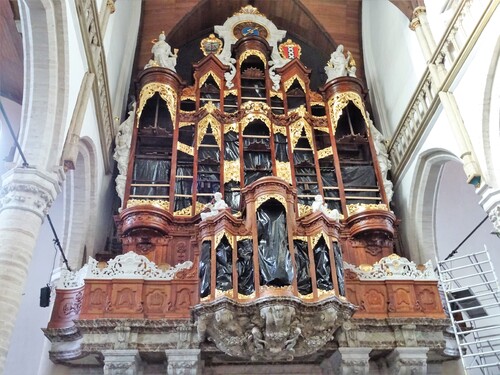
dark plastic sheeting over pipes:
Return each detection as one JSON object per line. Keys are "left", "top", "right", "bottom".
{"left": 294, "top": 239, "right": 312, "bottom": 295}
{"left": 314, "top": 236, "right": 333, "bottom": 290}
{"left": 237, "top": 239, "right": 255, "bottom": 295}
{"left": 215, "top": 236, "right": 232, "bottom": 291}
{"left": 334, "top": 241, "right": 345, "bottom": 296}
{"left": 199, "top": 240, "right": 211, "bottom": 297}
{"left": 257, "top": 202, "right": 294, "bottom": 286}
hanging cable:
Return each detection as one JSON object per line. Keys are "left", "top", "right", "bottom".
{"left": 0, "top": 99, "right": 71, "bottom": 271}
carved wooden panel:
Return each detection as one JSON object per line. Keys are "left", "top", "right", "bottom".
{"left": 80, "top": 281, "right": 112, "bottom": 319}
{"left": 47, "top": 287, "right": 85, "bottom": 329}
{"left": 414, "top": 282, "right": 446, "bottom": 317}
{"left": 108, "top": 280, "right": 145, "bottom": 318}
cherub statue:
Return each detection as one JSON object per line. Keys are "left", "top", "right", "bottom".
{"left": 144, "top": 31, "right": 178, "bottom": 71}
{"left": 311, "top": 195, "right": 342, "bottom": 222}
{"left": 325, "top": 44, "right": 356, "bottom": 82}
{"left": 200, "top": 192, "right": 229, "bottom": 221}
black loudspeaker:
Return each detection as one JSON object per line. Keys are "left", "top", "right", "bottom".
{"left": 40, "top": 286, "right": 51, "bottom": 307}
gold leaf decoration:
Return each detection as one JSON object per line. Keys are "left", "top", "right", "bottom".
{"left": 238, "top": 49, "right": 267, "bottom": 67}
{"left": 197, "top": 114, "right": 222, "bottom": 149}
{"left": 173, "top": 205, "right": 192, "bottom": 216}
{"left": 273, "top": 124, "right": 287, "bottom": 136}
{"left": 224, "top": 122, "right": 239, "bottom": 134}
{"left": 297, "top": 204, "right": 312, "bottom": 217}
{"left": 327, "top": 91, "right": 368, "bottom": 135}
{"left": 127, "top": 199, "right": 169, "bottom": 211}
{"left": 138, "top": 83, "right": 177, "bottom": 127}
{"left": 199, "top": 71, "right": 221, "bottom": 89}
{"left": 255, "top": 194, "right": 287, "bottom": 211}
{"left": 237, "top": 235, "right": 252, "bottom": 241}
{"left": 317, "top": 147, "right": 333, "bottom": 160}
{"left": 224, "top": 160, "right": 241, "bottom": 183}
{"left": 275, "top": 161, "right": 292, "bottom": 184}
{"left": 177, "top": 142, "right": 194, "bottom": 156}
{"left": 290, "top": 118, "right": 313, "bottom": 151}
{"left": 346, "top": 203, "right": 388, "bottom": 217}
{"left": 224, "top": 89, "right": 238, "bottom": 97}
{"left": 194, "top": 201, "right": 207, "bottom": 215}
{"left": 284, "top": 75, "right": 307, "bottom": 93}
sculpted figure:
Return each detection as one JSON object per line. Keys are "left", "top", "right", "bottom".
{"left": 369, "top": 118, "right": 393, "bottom": 202}
{"left": 223, "top": 57, "right": 237, "bottom": 89}
{"left": 311, "top": 195, "right": 342, "bottom": 222}
{"left": 325, "top": 44, "right": 356, "bottom": 82}
{"left": 200, "top": 192, "right": 228, "bottom": 221}
{"left": 144, "top": 31, "right": 178, "bottom": 71}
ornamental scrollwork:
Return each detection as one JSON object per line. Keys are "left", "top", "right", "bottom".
{"left": 177, "top": 142, "right": 194, "bottom": 156}
{"left": 327, "top": 91, "right": 368, "bottom": 135}
{"left": 275, "top": 161, "right": 292, "bottom": 184}
{"left": 137, "top": 82, "right": 178, "bottom": 127}
{"left": 346, "top": 203, "right": 388, "bottom": 216}
{"left": 255, "top": 194, "right": 287, "bottom": 211}
{"left": 317, "top": 147, "right": 333, "bottom": 159}
{"left": 238, "top": 49, "right": 267, "bottom": 66}
{"left": 173, "top": 205, "right": 193, "bottom": 216}
{"left": 224, "top": 160, "right": 241, "bottom": 183}
{"left": 284, "top": 75, "right": 307, "bottom": 93}
{"left": 126, "top": 199, "right": 170, "bottom": 211}
{"left": 199, "top": 71, "right": 221, "bottom": 89}
{"left": 197, "top": 114, "right": 222, "bottom": 149}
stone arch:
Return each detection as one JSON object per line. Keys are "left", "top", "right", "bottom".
{"left": 62, "top": 137, "right": 97, "bottom": 268}
{"left": 482, "top": 34, "right": 500, "bottom": 187}
{"left": 406, "top": 149, "right": 459, "bottom": 264}
{"left": 18, "top": 0, "right": 69, "bottom": 169}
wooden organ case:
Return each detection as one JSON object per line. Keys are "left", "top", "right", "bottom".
{"left": 46, "top": 6, "right": 448, "bottom": 369}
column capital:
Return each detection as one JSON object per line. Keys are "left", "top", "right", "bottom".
{"left": 165, "top": 349, "right": 202, "bottom": 375}
{"left": 412, "top": 6, "right": 427, "bottom": 19}
{"left": 0, "top": 167, "right": 63, "bottom": 219}
{"left": 327, "top": 347, "right": 372, "bottom": 375}
{"left": 409, "top": 18, "right": 421, "bottom": 31}
{"left": 102, "top": 349, "right": 142, "bottom": 375}
{"left": 387, "top": 347, "right": 429, "bottom": 375}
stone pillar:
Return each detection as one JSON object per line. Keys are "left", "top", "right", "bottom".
{"left": 165, "top": 349, "right": 202, "bottom": 375}
{"left": 324, "top": 347, "right": 371, "bottom": 374}
{"left": 386, "top": 347, "right": 429, "bottom": 375}
{"left": 103, "top": 349, "right": 142, "bottom": 375}
{"left": 410, "top": 6, "right": 436, "bottom": 62}
{"left": 0, "top": 167, "right": 61, "bottom": 373}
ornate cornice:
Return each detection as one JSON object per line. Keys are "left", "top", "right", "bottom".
{"left": 75, "top": 0, "right": 114, "bottom": 173}
{"left": 0, "top": 167, "right": 62, "bottom": 218}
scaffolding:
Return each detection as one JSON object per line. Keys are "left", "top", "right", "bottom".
{"left": 437, "top": 247, "right": 500, "bottom": 374}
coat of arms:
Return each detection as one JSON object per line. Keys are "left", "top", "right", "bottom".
{"left": 279, "top": 39, "right": 301, "bottom": 60}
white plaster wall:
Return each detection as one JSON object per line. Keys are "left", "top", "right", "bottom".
{"left": 362, "top": 0, "right": 425, "bottom": 136}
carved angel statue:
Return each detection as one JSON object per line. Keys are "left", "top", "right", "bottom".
{"left": 144, "top": 31, "right": 178, "bottom": 71}
{"left": 113, "top": 102, "right": 136, "bottom": 208}
{"left": 200, "top": 192, "right": 229, "bottom": 221}
{"left": 368, "top": 114, "right": 393, "bottom": 202}
{"left": 325, "top": 44, "right": 356, "bottom": 82}
{"left": 312, "top": 195, "right": 342, "bottom": 222}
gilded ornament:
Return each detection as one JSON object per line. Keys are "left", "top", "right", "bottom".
{"left": 237, "top": 235, "right": 253, "bottom": 241}
{"left": 224, "top": 160, "right": 241, "bottom": 183}
{"left": 273, "top": 124, "right": 287, "bottom": 136}
{"left": 309, "top": 91, "right": 324, "bottom": 103}
{"left": 315, "top": 126, "right": 330, "bottom": 133}
{"left": 346, "top": 203, "right": 388, "bottom": 216}
{"left": 241, "top": 113, "right": 271, "bottom": 132}
{"left": 317, "top": 147, "right": 333, "bottom": 160}
{"left": 238, "top": 50, "right": 267, "bottom": 67}
{"left": 270, "top": 91, "right": 284, "bottom": 99}
{"left": 327, "top": 91, "right": 368, "bottom": 135}
{"left": 214, "top": 231, "right": 229, "bottom": 249}
{"left": 224, "top": 122, "right": 239, "bottom": 134}
{"left": 235, "top": 5, "right": 264, "bottom": 16}
{"left": 199, "top": 71, "right": 221, "bottom": 89}
{"left": 197, "top": 114, "right": 222, "bottom": 149}
{"left": 215, "top": 289, "right": 233, "bottom": 299}
{"left": 293, "top": 236, "right": 308, "bottom": 242}
{"left": 359, "top": 264, "right": 374, "bottom": 272}
{"left": 297, "top": 204, "right": 312, "bottom": 217}
{"left": 202, "top": 101, "right": 218, "bottom": 114}
{"left": 138, "top": 83, "right": 178, "bottom": 127}
{"left": 200, "top": 34, "right": 223, "bottom": 56}
{"left": 242, "top": 101, "right": 270, "bottom": 114}
{"left": 255, "top": 194, "right": 287, "bottom": 211}
{"left": 238, "top": 292, "right": 256, "bottom": 300}
{"left": 284, "top": 76, "right": 307, "bottom": 93}
{"left": 275, "top": 161, "right": 292, "bottom": 184}
{"left": 177, "top": 142, "right": 194, "bottom": 156}
{"left": 179, "top": 122, "right": 194, "bottom": 128}
{"left": 127, "top": 199, "right": 170, "bottom": 211}
{"left": 290, "top": 118, "right": 313, "bottom": 151}
{"left": 224, "top": 89, "right": 238, "bottom": 97}
{"left": 318, "top": 289, "right": 336, "bottom": 298}
{"left": 311, "top": 232, "right": 330, "bottom": 250}
{"left": 278, "top": 39, "right": 302, "bottom": 60}
{"left": 173, "top": 205, "right": 193, "bottom": 216}
{"left": 289, "top": 105, "right": 307, "bottom": 118}
{"left": 299, "top": 292, "right": 314, "bottom": 300}
{"left": 195, "top": 201, "right": 207, "bottom": 215}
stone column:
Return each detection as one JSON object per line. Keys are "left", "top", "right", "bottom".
{"left": 324, "top": 347, "right": 371, "bottom": 375}
{"left": 386, "top": 347, "right": 429, "bottom": 375}
{"left": 103, "top": 349, "right": 142, "bottom": 375}
{"left": 0, "top": 167, "right": 61, "bottom": 373}
{"left": 165, "top": 349, "right": 202, "bottom": 375}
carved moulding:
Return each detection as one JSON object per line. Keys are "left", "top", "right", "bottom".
{"left": 345, "top": 207, "right": 396, "bottom": 238}
{"left": 137, "top": 82, "right": 178, "bottom": 126}
{"left": 193, "top": 296, "right": 356, "bottom": 361}
{"left": 344, "top": 254, "right": 438, "bottom": 281}
{"left": 327, "top": 91, "right": 368, "bottom": 135}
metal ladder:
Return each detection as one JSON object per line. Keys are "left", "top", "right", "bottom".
{"left": 437, "top": 247, "right": 500, "bottom": 374}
